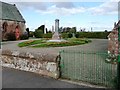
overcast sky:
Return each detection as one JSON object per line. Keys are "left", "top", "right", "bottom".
{"left": 6, "top": 0, "right": 119, "bottom": 31}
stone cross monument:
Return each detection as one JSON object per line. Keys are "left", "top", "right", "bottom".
{"left": 48, "top": 19, "right": 66, "bottom": 42}
{"left": 52, "top": 19, "right": 61, "bottom": 40}
{"left": 55, "top": 19, "right": 59, "bottom": 33}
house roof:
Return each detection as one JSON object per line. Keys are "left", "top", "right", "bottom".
{"left": 0, "top": 1, "right": 25, "bottom": 22}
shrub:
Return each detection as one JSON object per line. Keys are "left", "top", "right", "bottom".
{"left": 61, "top": 33, "right": 68, "bottom": 38}
{"left": 6, "top": 32, "right": 16, "bottom": 41}
{"left": 26, "top": 28, "right": 29, "bottom": 37}
{"left": 43, "top": 33, "right": 52, "bottom": 38}
{"left": 68, "top": 33, "right": 72, "bottom": 38}
{"left": 75, "top": 32, "right": 79, "bottom": 38}
{"left": 75, "top": 32, "right": 110, "bottom": 39}
{"left": 29, "top": 31, "right": 34, "bottom": 37}
{"left": 20, "top": 34, "right": 29, "bottom": 40}
{"left": 34, "top": 29, "right": 43, "bottom": 38}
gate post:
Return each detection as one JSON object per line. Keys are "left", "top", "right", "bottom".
{"left": 117, "top": 26, "right": 120, "bottom": 90}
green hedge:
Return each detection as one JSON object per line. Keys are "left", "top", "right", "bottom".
{"left": 61, "top": 33, "right": 68, "bottom": 38}
{"left": 43, "top": 33, "right": 52, "bottom": 38}
{"left": 34, "top": 30, "right": 43, "bottom": 38}
{"left": 77, "top": 32, "right": 109, "bottom": 39}
{"left": 61, "top": 32, "right": 110, "bottom": 39}
{"left": 29, "top": 31, "right": 34, "bottom": 37}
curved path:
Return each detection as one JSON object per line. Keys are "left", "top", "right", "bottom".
{"left": 2, "top": 39, "right": 108, "bottom": 55}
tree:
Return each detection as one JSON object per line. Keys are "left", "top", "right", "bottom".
{"left": 37, "top": 25, "right": 45, "bottom": 34}
{"left": 59, "top": 27, "right": 63, "bottom": 33}
{"left": 26, "top": 28, "right": 29, "bottom": 37}
{"left": 62, "top": 27, "right": 71, "bottom": 33}
{"left": 70, "top": 27, "right": 76, "bottom": 33}
{"left": 46, "top": 28, "right": 48, "bottom": 33}
{"left": 105, "top": 30, "right": 108, "bottom": 32}
{"left": 29, "top": 31, "right": 34, "bottom": 37}
{"left": 34, "top": 29, "right": 43, "bottom": 38}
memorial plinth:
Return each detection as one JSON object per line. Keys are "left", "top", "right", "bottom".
{"left": 48, "top": 19, "right": 66, "bottom": 42}
{"left": 52, "top": 32, "right": 61, "bottom": 40}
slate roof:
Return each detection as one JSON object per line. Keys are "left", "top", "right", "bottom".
{"left": 0, "top": 1, "right": 25, "bottom": 22}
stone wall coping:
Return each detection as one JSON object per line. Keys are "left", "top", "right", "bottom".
{"left": 2, "top": 49, "right": 59, "bottom": 62}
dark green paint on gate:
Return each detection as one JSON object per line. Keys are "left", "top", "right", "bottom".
{"left": 59, "top": 50, "right": 117, "bottom": 88}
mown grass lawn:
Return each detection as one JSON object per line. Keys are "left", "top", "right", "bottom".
{"left": 18, "top": 38, "right": 91, "bottom": 48}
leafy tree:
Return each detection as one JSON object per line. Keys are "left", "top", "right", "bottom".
{"left": 59, "top": 27, "right": 63, "bottom": 33}
{"left": 37, "top": 25, "right": 45, "bottom": 33}
{"left": 46, "top": 28, "right": 48, "bottom": 33}
{"left": 26, "top": 28, "right": 29, "bottom": 37}
{"left": 104, "top": 30, "right": 108, "bottom": 32}
{"left": 29, "top": 31, "right": 34, "bottom": 37}
{"left": 34, "top": 29, "right": 43, "bottom": 38}
{"left": 62, "top": 27, "right": 71, "bottom": 33}
{"left": 68, "top": 33, "right": 72, "bottom": 38}
{"left": 70, "top": 27, "right": 76, "bottom": 33}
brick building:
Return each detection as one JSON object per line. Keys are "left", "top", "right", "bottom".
{"left": 0, "top": 1, "right": 26, "bottom": 40}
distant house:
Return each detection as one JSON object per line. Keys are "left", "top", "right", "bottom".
{"left": 108, "top": 21, "right": 119, "bottom": 57}
{"left": 0, "top": 1, "right": 26, "bottom": 40}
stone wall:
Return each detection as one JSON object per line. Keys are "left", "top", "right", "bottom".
{"left": 108, "top": 28, "right": 118, "bottom": 56}
{"left": 0, "top": 20, "right": 26, "bottom": 40}
{"left": 107, "top": 21, "right": 119, "bottom": 63}
{"left": 1, "top": 50, "right": 60, "bottom": 79}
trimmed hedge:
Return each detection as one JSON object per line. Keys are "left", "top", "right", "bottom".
{"left": 61, "top": 32, "right": 110, "bottom": 39}
{"left": 61, "top": 33, "right": 68, "bottom": 38}
{"left": 43, "top": 33, "right": 52, "bottom": 38}
{"left": 77, "top": 32, "right": 109, "bottom": 39}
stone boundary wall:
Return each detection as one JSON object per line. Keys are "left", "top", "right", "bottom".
{"left": 0, "top": 50, "right": 60, "bottom": 79}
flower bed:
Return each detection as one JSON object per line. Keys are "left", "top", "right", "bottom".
{"left": 18, "top": 38, "right": 91, "bottom": 48}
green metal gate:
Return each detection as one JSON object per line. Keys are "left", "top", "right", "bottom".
{"left": 59, "top": 50, "right": 117, "bottom": 88}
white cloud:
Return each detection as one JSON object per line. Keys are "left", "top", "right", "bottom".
{"left": 54, "top": 2, "right": 75, "bottom": 8}
{"left": 36, "top": 5, "right": 86, "bottom": 15}
{"left": 13, "top": 2, "right": 47, "bottom": 11}
{"left": 11, "top": 2, "right": 86, "bottom": 15}
{"left": 14, "top": 1, "right": 119, "bottom": 16}
{"left": 89, "top": 0, "right": 118, "bottom": 15}
{"left": 10, "top": 0, "right": 119, "bottom": 16}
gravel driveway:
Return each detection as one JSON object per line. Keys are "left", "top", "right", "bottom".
{"left": 2, "top": 39, "right": 108, "bottom": 55}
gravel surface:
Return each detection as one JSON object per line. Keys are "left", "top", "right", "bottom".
{"left": 2, "top": 39, "right": 108, "bottom": 55}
